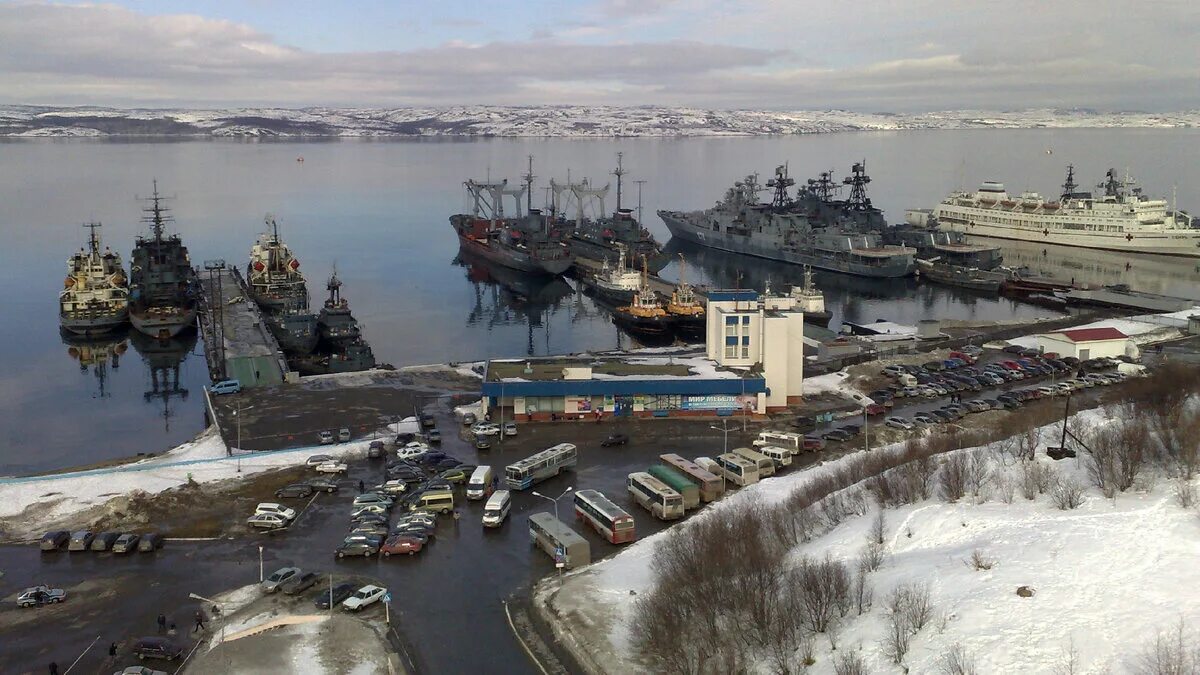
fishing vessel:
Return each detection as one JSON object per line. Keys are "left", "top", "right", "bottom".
{"left": 664, "top": 254, "right": 705, "bottom": 340}
{"left": 555, "top": 154, "right": 670, "bottom": 273}
{"left": 59, "top": 222, "right": 130, "bottom": 335}
{"left": 788, "top": 266, "right": 832, "bottom": 327}
{"left": 931, "top": 166, "right": 1200, "bottom": 257}
{"left": 575, "top": 244, "right": 644, "bottom": 305}
{"left": 658, "top": 164, "right": 916, "bottom": 278}
{"left": 449, "top": 158, "right": 574, "bottom": 276}
{"left": 129, "top": 183, "right": 199, "bottom": 339}
{"left": 612, "top": 259, "right": 675, "bottom": 339}
{"left": 247, "top": 216, "right": 308, "bottom": 312}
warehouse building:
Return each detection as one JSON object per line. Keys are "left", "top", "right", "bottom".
{"left": 1037, "top": 327, "right": 1135, "bottom": 360}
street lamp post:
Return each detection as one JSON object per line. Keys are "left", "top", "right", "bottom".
{"left": 258, "top": 545, "right": 264, "bottom": 583}
{"left": 710, "top": 420, "right": 734, "bottom": 493}
{"left": 530, "top": 487, "right": 573, "bottom": 521}
{"left": 233, "top": 402, "right": 242, "bottom": 473}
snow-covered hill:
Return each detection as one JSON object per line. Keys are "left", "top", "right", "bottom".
{"left": 1, "top": 105, "right": 1197, "bottom": 138}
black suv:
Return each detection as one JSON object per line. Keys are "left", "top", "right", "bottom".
{"left": 276, "top": 483, "right": 315, "bottom": 499}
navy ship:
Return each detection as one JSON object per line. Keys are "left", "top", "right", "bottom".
{"left": 556, "top": 154, "right": 669, "bottom": 273}
{"left": 892, "top": 209, "right": 1004, "bottom": 270}
{"left": 658, "top": 164, "right": 916, "bottom": 278}
{"left": 59, "top": 222, "right": 130, "bottom": 335}
{"left": 129, "top": 183, "right": 199, "bottom": 339}
{"left": 449, "top": 158, "right": 574, "bottom": 276}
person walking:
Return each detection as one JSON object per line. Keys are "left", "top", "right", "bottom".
{"left": 108, "top": 642, "right": 118, "bottom": 658}
{"left": 193, "top": 609, "right": 206, "bottom": 633}
{"left": 157, "top": 613, "right": 167, "bottom": 633}
{"left": 48, "top": 662, "right": 58, "bottom": 675}
{"left": 357, "top": 479, "right": 365, "bottom": 493}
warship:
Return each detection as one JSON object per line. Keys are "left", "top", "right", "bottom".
{"left": 316, "top": 268, "right": 361, "bottom": 349}
{"left": 59, "top": 222, "right": 130, "bottom": 335}
{"left": 663, "top": 254, "right": 705, "bottom": 340}
{"left": 554, "top": 154, "right": 670, "bottom": 272}
{"left": 932, "top": 165, "right": 1200, "bottom": 257}
{"left": 247, "top": 216, "right": 318, "bottom": 355}
{"left": 129, "top": 183, "right": 199, "bottom": 339}
{"left": 449, "top": 157, "right": 574, "bottom": 276}
{"left": 659, "top": 163, "right": 916, "bottom": 278}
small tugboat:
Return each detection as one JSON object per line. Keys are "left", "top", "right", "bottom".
{"left": 316, "top": 267, "right": 360, "bottom": 349}
{"left": 664, "top": 254, "right": 705, "bottom": 340}
{"left": 59, "top": 222, "right": 130, "bottom": 335}
{"left": 612, "top": 257, "right": 675, "bottom": 339}
{"left": 577, "top": 244, "right": 643, "bottom": 305}
{"left": 129, "top": 182, "right": 199, "bottom": 339}
{"left": 449, "top": 157, "right": 574, "bottom": 276}
{"left": 790, "top": 266, "right": 832, "bottom": 327}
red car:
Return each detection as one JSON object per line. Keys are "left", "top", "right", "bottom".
{"left": 1001, "top": 360, "right": 1023, "bottom": 370}
{"left": 865, "top": 403, "right": 887, "bottom": 416}
{"left": 380, "top": 534, "right": 424, "bottom": 557}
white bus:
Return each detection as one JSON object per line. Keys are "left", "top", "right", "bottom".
{"left": 626, "top": 472, "right": 685, "bottom": 521}
{"left": 573, "top": 489, "right": 637, "bottom": 544}
{"left": 733, "top": 446, "right": 776, "bottom": 477}
{"left": 528, "top": 512, "right": 590, "bottom": 569}
{"left": 753, "top": 431, "right": 805, "bottom": 455}
{"left": 714, "top": 453, "right": 760, "bottom": 487}
{"left": 505, "top": 443, "right": 578, "bottom": 490}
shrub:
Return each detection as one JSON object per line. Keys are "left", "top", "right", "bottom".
{"left": 939, "top": 643, "right": 979, "bottom": 675}
{"left": 1049, "top": 472, "right": 1086, "bottom": 510}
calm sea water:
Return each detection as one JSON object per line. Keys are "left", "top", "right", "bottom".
{"left": 3, "top": 129, "right": 1199, "bottom": 473}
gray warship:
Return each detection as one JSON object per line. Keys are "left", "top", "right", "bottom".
{"left": 658, "top": 163, "right": 916, "bottom": 278}
{"left": 129, "top": 183, "right": 199, "bottom": 339}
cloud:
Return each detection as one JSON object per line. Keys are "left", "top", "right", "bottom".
{"left": 0, "top": 1, "right": 1197, "bottom": 111}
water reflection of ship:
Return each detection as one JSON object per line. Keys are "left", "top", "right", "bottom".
{"left": 454, "top": 248, "right": 574, "bottom": 355}
{"left": 60, "top": 325, "right": 129, "bottom": 399}
{"left": 129, "top": 328, "right": 197, "bottom": 431}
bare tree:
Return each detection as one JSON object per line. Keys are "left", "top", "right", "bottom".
{"left": 869, "top": 508, "right": 887, "bottom": 545}
{"left": 795, "top": 555, "right": 852, "bottom": 634}
{"left": 939, "top": 643, "right": 979, "bottom": 675}
{"left": 939, "top": 453, "right": 969, "bottom": 502}
{"left": 859, "top": 541, "right": 886, "bottom": 573}
{"left": 1134, "top": 619, "right": 1200, "bottom": 675}
{"left": 882, "top": 601, "right": 912, "bottom": 664}
{"left": 834, "top": 649, "right": 867, "bottom": 675}
{"left": 996, "top": 471, "right": 1016, "bottom": 503}
{"left": 853, "top": 565, "right": 874, "bottom": 615}
{"left": 964, "top": 451, "right": 993, "bottom": 498}
{"left": 1179, "top": 411, "right": 1200, "bottom": 479}
{"left": 1016, "top": 427, "right": 1041, "bottom": 462}
{"left": 1175, "top": 479, "right": 1197, "bottom": 509}
{"left": 1052, "top": 638, "right": 1080, "bottom": 675}
{"left": 901, "top": 581, "right": 935, "bottom": 631}
{"left": 763, "top": 576, "right": 806, "bottom": 675}
{"left": 1088, "top": 421, "right": 1152, "bottom": 497}
{"left": 1019, "top": 460, "right": 1041, "bottom": 500}
{"left": 1050, "top": 472, "right": 1086, "bottom": 510}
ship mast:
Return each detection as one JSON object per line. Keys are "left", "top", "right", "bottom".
{"left": 767, "top": 164, "right": 794, "bottom": 210}
{"left": 524, "top": 155, "right": 535, "bottom": 214}
{"left": 84, "top": 221, "right": 102, "bottom": 257}
{"left": 613, "top": 152, "right": 624, "bottom": 212}
{"left": 843, "top": 160, "right": 872, "bottom": 210}
{"left": 1061, "top": 164, "right": 1077, "bottom": 201}
{"left": 634, "top": 180, "right": 646, "bottom": 223}
{"left": 140, "top": 180, "right": 173, "bottom": 243}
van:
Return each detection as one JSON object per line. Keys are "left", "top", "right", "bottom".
{"left": 753, "top": 431, "right": 803, "bottom": 455}
{"left": 897, "top": 373, "right": 918, "bottom": 387}
{"left": 411, "top": 489, "right": 455, "bottom": 514}
{"left": 732, "top": 447, "right": 775, "bottom": 477}
{"left": 210, "top": 379, "right": 241, "bottom": 395}
{"left": 466, "top": 466, "right": 495, "bottom": 501}
{"left": 757, "top": 445, "right": 792, "bottom": 469}
{"left": 482, "top": 490, "right": 511, "bottom": 528}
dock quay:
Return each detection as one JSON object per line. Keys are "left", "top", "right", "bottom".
{"left": 572, "top": 257, "right": 704, "bottom": 305}
{"left": 197, "top": 262, "right": 289, "bottom": 388}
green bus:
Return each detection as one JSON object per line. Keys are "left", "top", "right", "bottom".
{"left": 647, "top": 464, "right": 701, "bottom": 511}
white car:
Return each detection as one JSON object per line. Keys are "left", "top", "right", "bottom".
{"left": 350, "top": 504, "right": 389, "bottom": 518}
{"left": 471, "top": 422, "right": 500, "bottom": 437}
{"left": 503, "top": 422, "right": 518, "bottom": 436}
{"left": 305, "top": 454, "right": 334, "bottom": 467}
{"left": 394, "top": 513, "right": 436, "bottom": 528}
{"left": 255, "top": 503, "right": 297, "bottom": 520}
{"left": 247, "top": 513, "right": 289, "bottom": 529}
{"left": 342, "top": 584, "right": 387, "bottom": 612}
{"left": 315, "top": 461, "right": 348, "bottom": 474}
{"left": 884, "top": 416, "right": 914, "bottom": 431}
{"left": 396, "top": 443, "right": 429, "bottom": 460}
{"left": 17, "top": 585, "right": 66, "bottom": 607}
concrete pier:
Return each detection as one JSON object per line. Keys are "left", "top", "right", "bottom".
{"left": 197, "top": 265, "right": 288, "bottom": 387}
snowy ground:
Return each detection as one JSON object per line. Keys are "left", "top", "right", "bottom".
{"left": 0, "top": 418, "right": 420, "bottom": 537}
{"left": 1002, "top": 307, "right": 1199, "bottom": 350}
{"left": 545, "top": 406, "right": 1200, "bottom": 673}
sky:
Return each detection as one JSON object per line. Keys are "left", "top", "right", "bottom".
{"left": 1, "top": 0, "right": 1198, "bottom": 110}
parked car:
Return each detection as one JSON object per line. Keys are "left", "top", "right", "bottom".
{"left": 474, "top": 438, "right": 493, "bottom": 451}
{"left": 209, "top": 379, "right": 241, "bottom": 395}
{"left": 131, "top": 637, "right": 185, "bottom": 662}
{"left": 430, "top": 458, "right": 463, "bottom": 472}
{"left": 112, "top": 533, "right": 140, "bottom": 553}
{"left": 353, "top": 493, "right": 394, "bottom": 508}
{"left": 350, "top": 522, "right": 390, "bottom": 537}
{"left": 315, "top": 461, "right": 348, "bottom": 475}
{"left": 16, "top": 585, "right": 66, "bottom": 607}
{"left": 1003, "top": 345, "right": 1026, "bottom": 354}
{"left": 601, "top": 433, "right": 629, "bottom": 447}
{"left": 338, "top": 428, "right": 352, "bottom": 443}
{"left": 350, "top": 504, "right": 389, "bottom": 520}
{"left": 137, "top": 533, "right": 164, "bottom": 552}
{"left": 470, "top": 422, "right": 500, "bottom": 437}
{"left": 336, "top": 536, "right": 382, "bottom": 559}
{"left": 821, "top": 429, "right": 853, "bottom": 441}
{"left": 40, "top": 530, "right": 69, "bottom": 551}
{"left": 461, "top": 412, "right": 477, "bottom": 426}
{"left": 864, "top": 403, "right": 887, "bottom": 416}
{"left": 90, "top": 531, "right": 120, "bottom": 551}
{"left": 255, "top": 503, "right": 297, "bottom": 520}
{"left": 396, "top": 443, "right": 430, "bottom": 460}
{"left": 281, "top": 571, "right": 321, "bottom": 595}
{"left": 262, "top": 566, "right": 301, "bottom": 593}
{"left": 439, "top": 467, "right": 470, "bottom": 484}
{"left": 426, "top": 428, "right": 442, "bottom": 444}
{"left": 374, "top": 480, "right": 410, "bottom": 496}
{"left": 966, "top": 399, "right": 992, "bottom": 413}
{"left": 802, "top": 436, "right": 826, "bottom": 451}
{"left": 912, "top": 413, "right": 937, "bottom": 425}
{"left": 313, "top": 582, "right": 357, "bottom": 609}
{"left": 381, "top": 534, "right": 426, "bottom": 557}
{"left": 342, "top": 584, "right": 387, "bottom": 611}
{"left": 929, "top": 409, "right": 954, "bottom": 422}
{"left": 67, "top": 530, "right": 96, "bottom": 551}
{"left": 318, "top": 431, "right": 335, "bottom": 445}
{"left": 306, "top": 454, "right": 334, "bottom": 467}
{"left": 367, "top": 441, "right": 386, "bottom": 459}
{"left": 885, "top": 416, "right": 914, "bottom": 431}
{"left": 922, "top": 361, "right": 946, "bottom": 372}
{"left": 503, "top": 422, "right": 518, "bottom": 436}
{"left": 305, "top": 477, "right": 340, "bottom": 493}
{"left": 113, "top": 667, "right": 167, "bottom": 675}
{"left": 275, "top": 483, "right": 315, "bottom": 499}
{"left": 395, "top": 512, "right": 437, "bottom": 527}
{"left": 247, "top": 513, "right": 290, "bottom": 530}
{"left": 425, "top": 478, "right": 455, "bottom": 493}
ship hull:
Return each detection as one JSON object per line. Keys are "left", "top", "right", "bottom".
{"left": 916, "top": 261, "right": 1006, "bottom": 293}
{"left": 130, "top": 306, "right": 196, "bottom": 339}
{"left": 660, "top": 212, "right": 914, "bottom": 278}
{"left": 568, "top": 236, "right": 670, "bottom": 273}
{"left": 61, "top": 309, "right": 129, "bottom": 336}
{"left": 454, "top": 232, "right": 572, "bottom": 276}
{"left": 937, "top": 216, "right": 1200, "bottom": 258}
{"left": 577, "top": 276, "right": 639, "bottom": 305}
{"left": 267, "top": 315, "right": 319, "bottom": 355}
{"left": 669, "top": 315, "right": 706, "bottom": 342}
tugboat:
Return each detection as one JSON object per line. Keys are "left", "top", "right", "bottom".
{"left": 316, "top": 267, "right": 360, "bottom": 349}
{"left": 612, "top": 257, "right": 675, "bottom": 339}
{"left": 59, "top": 222, "right": 130, "bottom": 335}
{"left": 790, "top": 266, "right": 832, "bottom": 327}
{"left": 915, "top": 258, "right": 1007, "bottom": 293}
{"left": 129, "top": 183, "right": 199, "bottom": 339}
{"left": 576, "top": 244, "right": 644, "bottom": 305}
{"left": 247, "top": 215, "right": 318, "bottom": 355}
{"left": 449, "top": 157, "right": 574, "bottom": 276}
{"left": 557, "top": 153, "right": 670, "bottom": 273}
{"left": 664, "top": 254, "right": 705, "bottom": 341}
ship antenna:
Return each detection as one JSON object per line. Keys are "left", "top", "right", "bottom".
{"left": 613, "top": 152, "right": 625, "bottom": 212}
{"left": 678, "top": 252, "right": 687, "bottom": 288}
{"left": 524, "top": 155, "right": 535, "bottom": 214}
{"left": 634, "top": 180, "right": 646, "bottom": 223}
{"left": 84, "top": 221, "right": 102, "bottom": 255}
{"left": 140, "top": 179, "right": 173, "bottom": 241}
{"left": 1061, "top": 164, "right": 1077, "bottom": 201}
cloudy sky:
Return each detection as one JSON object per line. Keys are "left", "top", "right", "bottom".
{"left": 1, "top": 0, "right": 1197, "bottom": 110}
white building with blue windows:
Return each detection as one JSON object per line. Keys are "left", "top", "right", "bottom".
{"left": 705, "top": 289, "right": 806, "bottom": 411}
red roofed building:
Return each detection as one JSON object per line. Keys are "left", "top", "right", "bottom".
{"left": 1038, "top": 326, "right": 1134, "bottom": 360}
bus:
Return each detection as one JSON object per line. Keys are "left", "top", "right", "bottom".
{"left": 573, "top": 489, "right": 637, "bottom": 544}
{"left": 659, "top": 453, "right": 724, "bottom": 502}
{"left": 505, "top": 443, "right": 578, "bottom": 490}
{"left": 714, "top": 453, "right": 760, "bottom": 487}
{"left": 647, "top": 465, "right": 701, "bottom": 510}
{"left": 627, "top": 472, "right": 685, "bottom": 521}
{"left": 753, "top": 431, "right": 805, "bottom": 455}
{"left": 732, "top": 446, "right": 775, "bottom": 477}
{"left": 528, "top": 512, "right": 590, "bottom": 569}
